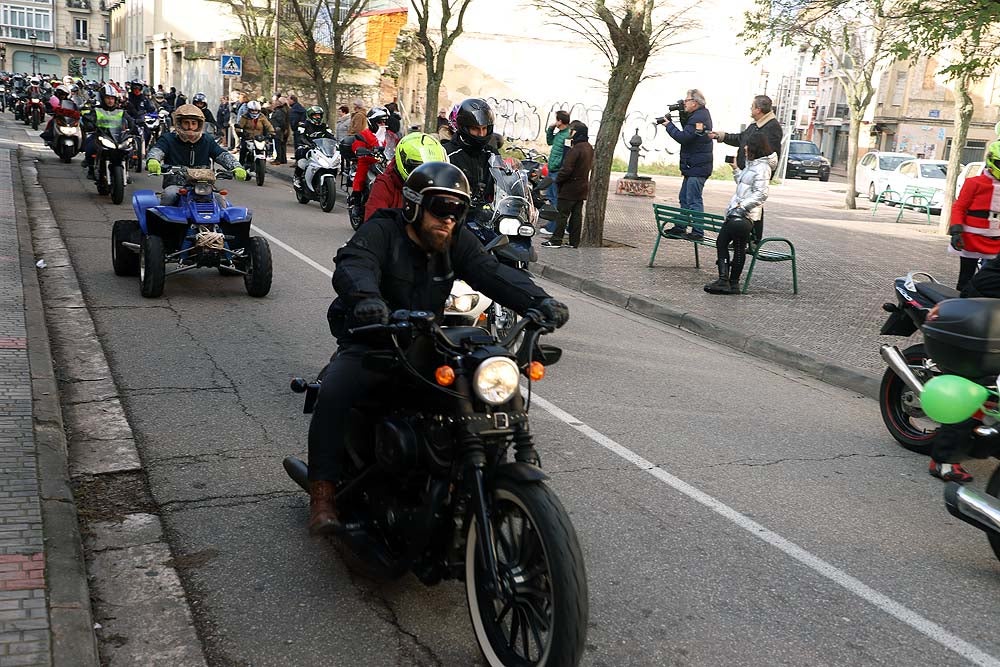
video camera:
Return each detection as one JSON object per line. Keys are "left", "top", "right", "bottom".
{"left": 655, "top": 99, "right": 686, "bottom": 125}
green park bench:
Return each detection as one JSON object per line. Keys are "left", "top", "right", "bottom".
{"left": 870, "top": 185, "right": 938, "bottom": 224}
{"left": 648, "top": 203, "right": 798, "bottom": 294}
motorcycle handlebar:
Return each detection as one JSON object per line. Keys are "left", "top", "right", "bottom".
{"left": 347, "top": 308, "right": 555, "bottom": 352}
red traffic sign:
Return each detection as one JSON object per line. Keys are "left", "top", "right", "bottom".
{"left": 96, "top": 53, "right": 109, "bottom": 67}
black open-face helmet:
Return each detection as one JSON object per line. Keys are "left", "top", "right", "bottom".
{"left": 401, "top": 162, "right": 471, "bottom": 226}
{"left": 455, "top": 98, "right": 495, "bottom": 151}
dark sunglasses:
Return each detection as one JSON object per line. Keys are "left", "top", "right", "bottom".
{"left": 424, "top": 196, "right": 468, "bottom": 221}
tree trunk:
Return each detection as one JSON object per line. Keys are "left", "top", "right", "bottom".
{"left": 844, "top": 115, "right": 862, "bottom": 209}
{"left": 325, "top": 59, "right": 343, "bottom": 112}
{"left": 581, "top": 65, "right": 641, "bottom": 247}
{"left": 423, "top": 71, "right": 443, "bottom": 133}
{"left": 939, "top": 77, "right": 974, "bottom": 233}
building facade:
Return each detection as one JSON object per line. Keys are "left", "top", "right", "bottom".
{"left": 0, "top": 0, "right": 109, "bottom": 76}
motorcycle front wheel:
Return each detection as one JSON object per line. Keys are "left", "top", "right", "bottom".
{"left": 255, "top": 158, "right": 266, "bottom": 186}
{"left": 466, "top": 478, "right": 588, "bottom": 667}
{"left": 489, "top": 303, "right": 525, "bottom": 354}
{"left": 110, "top": 165, "right": 125, "bottom": 205}
{"left": 879, "top": 343, "right": 939, "bottom": 454}
{"left": 30, "top": 108, "right": 38, "bottom": 130}
{"left": 321, "top": 179, "right": 336, "bottom": 213}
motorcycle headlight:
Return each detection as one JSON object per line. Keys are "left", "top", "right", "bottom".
{"left": 497, "top": 218, "right": 521, "bottom": 235}
{"left": 446, "top": 293, "right": 479, "bottom": 313}
{"left": 473, "top": 357, "right": 520, "bottom": 405}
{"left": 99, "top": 136, "right": 115, "bottom": 149}
{"left": 518, "top": 224, "right": 535, "bottom": 237}
{"left": 30, "top": 98, "right": 39, "bottom": 103}
{"left": 57, "top": 125, "right": 76, "bottom": 135}
{"left": 254, "top": 140, "right": 266, "bottom": 149}
{"left": 120, "top": 137, "right": 133, "bottom": 149}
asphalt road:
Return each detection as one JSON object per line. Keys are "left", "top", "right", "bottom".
{"left": 14, "top": 116, "right": 1000, "bottom": 666}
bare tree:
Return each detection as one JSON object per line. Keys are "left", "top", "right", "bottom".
{"left": 534, "top": 0, "right": 697, "bottom": 247}
{"left": 410, "top": 0, "right": 475, "bottom": 131}
{"left": 282, "top": 0, "right": 368, "bottom": 109}
{"left": 210, "top": 0, "right": 277, "bottom": 97}
{"left": 741, "top": 0, "right": 908, "bottom": 210}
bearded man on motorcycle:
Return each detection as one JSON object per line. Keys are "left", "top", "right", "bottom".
{"left": 144, "top": 104, "right": 249, "bottom": 206}
{"left": 293, "top": 105, "right": 335, "bottom": 189}
{"left": 306, "top": 161, "right": 569, "bottom": 535}
{"left": 363, "top": 132, "right": 448, "bottom": 222}
{"left": 81, "top": 84, "right": 133, "bottom": 180}
{"left": 442, "top": 98, "right": 497, "bottom": 205}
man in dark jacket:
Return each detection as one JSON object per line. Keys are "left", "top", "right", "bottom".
{"left": 542, "top": 122, "right": 594, "bottom": 249}
{"left": 216, "top": 96, "right": 231, "bottom": 147}
{"left": 288, "top": 95, "right": 306, "bottom": 133}
{"left": 305, "top": 161, "right": 568, "bottom": 534}
{"left": 663, "top": 89, "right": 713, "bottom": 240}
{"left": 710, "top": 94, "right": 783, "bottom": 242}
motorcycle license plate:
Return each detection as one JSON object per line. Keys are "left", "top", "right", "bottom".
{"left": 804, "top": 169, "right": 818, "bottom": 174}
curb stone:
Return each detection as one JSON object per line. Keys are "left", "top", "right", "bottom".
{"left": 13, "top": 149, "right": 100, "bottom": 667}
{"left": 534, "top": 260, "right": 881, "bottom": 399}
{"left": 21, "top": 149, "right": 209, "bottom": 667}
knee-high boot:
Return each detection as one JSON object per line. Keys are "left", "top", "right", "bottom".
{"left": 704, "top": 259, "right": 731, "bottom": 294}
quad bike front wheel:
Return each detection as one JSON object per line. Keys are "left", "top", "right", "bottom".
{"left": 111, "top": 220, "right": 141, "bottom": 276}
{"left": 244, "top": 236, "right": 272, "bottom": 297}
{"left": 139, "top": 235, "right": 166, "bottom": 298}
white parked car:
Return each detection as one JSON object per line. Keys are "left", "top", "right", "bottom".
{"left": 883, "top": 159, "right": 948, "bottom": 213}
{"left": 855, "top": 151, "right": 914, "bottom": 200}
{"left": 956, "top": 161, "right": 984, "bottom": 194}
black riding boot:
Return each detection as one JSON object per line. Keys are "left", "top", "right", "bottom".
{"left": 704, "top": 259, "right": 732, "bottom": 294}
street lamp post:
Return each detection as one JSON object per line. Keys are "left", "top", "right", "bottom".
{"left": 0, "top": 44, "right": 7, "bottom": 71}
{"left": 98, "top": 34, "right": 108, "bottom": 82}
{"left": 28, "top": 32, "right": 37, "bottom": 75}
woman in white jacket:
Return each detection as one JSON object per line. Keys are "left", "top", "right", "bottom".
{"left": 705, "top": 133, "right": 778, "bottom": 295}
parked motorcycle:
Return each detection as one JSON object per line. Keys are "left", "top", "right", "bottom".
{"left": 92, "top": 125, "right": 134, "bottom": 205}
{"left": 881, "top": 297, "right": 1000, "bottom": 561}
{"left": 47, "top": 100, "right": 82, "bottom": 163}
{"left": 284, "top": 308, "right": 588, "bottom": 666}
{"left": 239, "top": 133, "right": 271, "bottom": 187}
{"left": 347, "top": 145, "right": 388, "bottom": 230}
{"left": 111, "top": 166, "right": 271, "bottom": 298}
{"left": 294, "top": 136, "right": 341, "bottom": 212}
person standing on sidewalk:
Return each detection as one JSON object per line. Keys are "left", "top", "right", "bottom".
{"left": 662, "top": 89, "right": 713, "bottom": 240}
{"left": 948, "top": 141, "right": 1000, "bottom": 290}
{"left": 269, "top": 97, "right": 289, "bottom": 164}
{"left": 539, "top": 110, "right": 571, "bottom": 236}
{"left": 216, "top": 96, "right": 231, "bottom": 148}
{"left": 349, "top": 99, "right": 367, "bottom": 136}
{"left": 709, "top": 95, "right": 782, "bottom": 245}
{"left": 542, "top": 121, "right": 594, "bottom": 249}
{"left": 334, "top": 105, "right": 351, "bottom": 140}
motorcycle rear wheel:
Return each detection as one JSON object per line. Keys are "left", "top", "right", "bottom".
{"left": 879, "top": 343, "right": 939, "bottom": 454}
{"left": 243, "top": 236, "right": 272, "bottom": 297}
{"left": 255, "top": 158, "right": 266, "bottom": 186}
{"left": 466, "top": 479, "right": 588, "bottom": 667}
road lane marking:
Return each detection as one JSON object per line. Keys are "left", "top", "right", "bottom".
{"left": 251, "top": 225, "right": 333, "bottom": 278}
{"left": 256, "top": 224, "right": 1000, "bottom": 667}
{"left": 530, "top": 393, "right": 1000, "bottom": 667}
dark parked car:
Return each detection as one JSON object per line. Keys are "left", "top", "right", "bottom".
{"left": 786, "top": 140, "right": 830, "bottom": 181}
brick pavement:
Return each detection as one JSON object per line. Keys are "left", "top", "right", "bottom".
{"left": 536, "top": 173, "right": 957, "bottom": 378}
{"left": 0, "top": 149, "right": 51, "bottom": 665}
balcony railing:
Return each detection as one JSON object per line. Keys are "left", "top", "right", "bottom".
{"left": 67, "top": 0, "right": 109, "bottom": 9}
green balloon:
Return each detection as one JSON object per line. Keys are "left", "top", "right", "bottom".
{"left": 921, "top": 375, "right": 989, "bottom": 424}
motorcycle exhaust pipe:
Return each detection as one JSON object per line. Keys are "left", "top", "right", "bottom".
{"left": 879, "top": 344, "right": 924, "bottom": 394}
{"left": 944, "top": 481, "right": 1000, "bottom": 537}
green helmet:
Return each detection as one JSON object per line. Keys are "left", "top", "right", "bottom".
{"left": 395, "top": 133, "right": 448, "bottom": 181}
{"left": 306, "top": 105, "right": 324, "bottom": 124}
{"left": 987, "top": 141, "right": 1000, "bottom": 180}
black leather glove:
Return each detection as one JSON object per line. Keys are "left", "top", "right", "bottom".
{"left": 949, "top": 224, "right": 965, "bottom": 251}
{"left": 353, "top": 297, "right": 389, "bottom": 326}
{"left": 534, "top": 298, "right": 569, "bottom": 329}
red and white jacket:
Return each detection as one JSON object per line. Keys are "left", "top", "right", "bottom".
{"left": 951, "top": 171, "right": 1000, "bottom": 259}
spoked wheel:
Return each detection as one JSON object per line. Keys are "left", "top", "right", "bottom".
{"left": 489, "top": 303, "right": 525, "bottom": 354}
{"left": 879, "top": 343, "right": 939, "bottom": 454}
{"left": 243, "top": 236, "right": 272, "bottom": 297}
{"left": 255, "top": 158, "right": 266, "bottom": 186}
{"left": 321, "top": 179, "right": 336, "bottom": 213}
{"left": 466, "top": 479, "right": 588, "bottom": 667}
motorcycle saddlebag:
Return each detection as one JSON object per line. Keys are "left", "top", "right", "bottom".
{"left": 922, "top": 298, "right": 1000, "bottom": 377}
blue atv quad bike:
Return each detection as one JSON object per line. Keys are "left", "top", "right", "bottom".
{"left": 110, "top": 166, "right": 272, "bottom": 299}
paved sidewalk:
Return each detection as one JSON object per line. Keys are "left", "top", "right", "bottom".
{"left": 534, "top": 173, "right": 955, "bottom": 390}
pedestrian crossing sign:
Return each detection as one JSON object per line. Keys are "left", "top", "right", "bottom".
{"left": 221, "top": 55, "right": 242, "bottom": 77}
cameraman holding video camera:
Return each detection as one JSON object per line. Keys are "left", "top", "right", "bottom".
{"left": 658, "top": 89, "right": 713, "bottom": 240}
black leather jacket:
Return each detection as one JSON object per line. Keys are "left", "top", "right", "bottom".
{"left": 328, "top": 209, "right": 548, "bottom": 339}
{"left": 442, "top": 138, "right": 495, "bottom": 205}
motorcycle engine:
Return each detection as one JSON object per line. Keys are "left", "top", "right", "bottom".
{"left": 374, "top": 417, "right": 421, "bottom": 475}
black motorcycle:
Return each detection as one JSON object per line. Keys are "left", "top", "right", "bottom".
{"left": 347, "top": 145, "right": 387, "bottom": 230}
{"left": 284, "top": 309, "right": 588, "bottom": 666}
{"left": 92, "top": 125, "right": 134, "bottom": 205}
